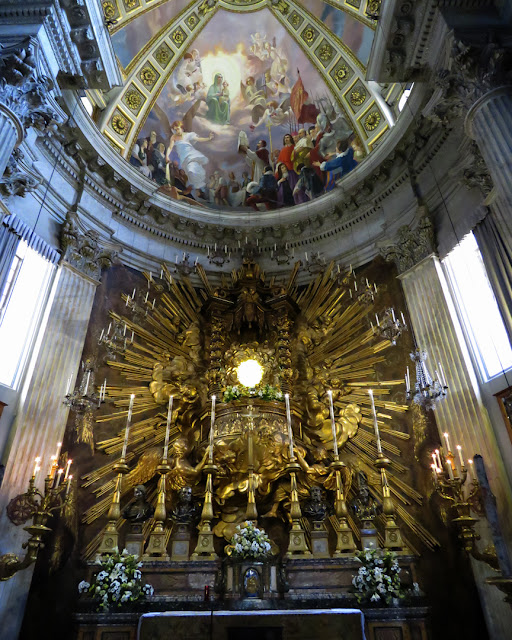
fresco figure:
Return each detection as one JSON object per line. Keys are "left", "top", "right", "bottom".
{"left": 246, "top": 165, "right": 278, "bottom": 210}
{"left": 313, "top": 138, "right": 357, "bottom": 191}
{"left": 206, "top": 73, "right": 230, "bottom": 125}
{"left": 166, "top": 120, "right": 214, "bottom": 192}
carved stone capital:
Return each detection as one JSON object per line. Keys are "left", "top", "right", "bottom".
{"left": 0, "top": 148, "right": 42, "bottom": 198}
{"left": 0, "top": 40, "right": 59, "bottom": 140}
{"left": 60, "top": 211, "right": 121, "bottom": 280}
{"left": 432, "top": 40, "right": 512, "bottom": 127}
{"left": 460, "top": 141, "right": 493, "bottom": 195}
{"left": 381, "top": 211, "right": 436, "bottom": 274}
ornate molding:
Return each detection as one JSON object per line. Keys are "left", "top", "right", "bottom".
{"left": 60, "top": 211, "right": 121, "bottom": 280}
{"left": 460, "top": 141, "right": 493, "bottom": 196}
{"left": 431, "top": 40, "right": 512, "bottom": 128}
{"left": 381, "top": 211, "right": 436, "bottom": 274}
{"left": 0, "top": 40, "right": 59, "bottom": 140}
{"left": 0, "top": 149, "right": 42, "bottom": 198}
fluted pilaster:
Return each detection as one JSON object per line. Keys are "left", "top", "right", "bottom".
{"left": 0, "top": 262, "right": 98, "bottom": 639}
{"left": 466, "top": 88, "right": 512, "bottom": 209}
{"left": 400, "top": 254, "right": 512, "bottom": 639}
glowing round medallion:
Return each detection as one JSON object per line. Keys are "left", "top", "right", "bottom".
{"left": 236, "top": 359, "right": 264, "bottom": 388}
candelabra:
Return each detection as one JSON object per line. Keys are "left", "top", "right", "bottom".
{"left": 406, "top": 350, "right": 448, "bottom": 411}
{"left": 98, "top": 317, "right": 133, "bottom": 359}
{"left": 270, "top": 242, "right": 293, "bottom": 266}
{"left": 372, "top": 308, "right": 407, "bottom": 345}
{"left": 173, "top": 252, "right": 197, "bottom": 277}
{"left": 355, "top": 277, "right": 377, "bottom": 306}
{"left": 431, "top": 445, "right": 497, "bottom": 567}
{"left": 0, "top": 461, "right": 73, "bottom": 581}
{"left": 208, "top": 243, "right": 230, "bottom": 267}
{"left": 303, "top": 251, "right": 326, "bottom": 275}
{"left": 64, "top": 359, "right": 107, "bottom": 449}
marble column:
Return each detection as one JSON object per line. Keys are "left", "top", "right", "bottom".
{"left": 0, "top": 262, "right": 98, "bottom": 639}
{"left": 466, "top": 87, "right": 512, "bottom": 210}
{"left": 399, "top": 253, "right": 512, "bottom": 639}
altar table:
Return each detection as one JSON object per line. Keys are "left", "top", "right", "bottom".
{"left": 138, "top": 608, "right": 366, "bottom": 640}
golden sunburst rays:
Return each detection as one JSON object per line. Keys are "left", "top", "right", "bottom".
{"left": 289, "top": 262, "right": 439, "bottom": 550}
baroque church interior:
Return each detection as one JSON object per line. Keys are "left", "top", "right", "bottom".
{"left": 0, "top": 0, "right": 512, "bottom": 638}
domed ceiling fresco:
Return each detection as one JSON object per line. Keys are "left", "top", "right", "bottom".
{"left": 99, "top": 0, "right": 389, "bottom": 212}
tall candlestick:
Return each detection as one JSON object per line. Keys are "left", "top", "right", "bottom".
{"left": 284, "top": 393, "right": 294, "bottom": 459}
{"left": 327, "top": 390, "right": 338, "bottom": 456}
{"left": 164, "top": 395, "right": 173, "bottom": 460}
{"left": 209, "top": 395, "right": 216, "bottom": 462}
{"left": 443, "top": 432, "right": 451, "bottom": 452}
{"left": 368, "top": 389, "right": 382, "bottom": 454}
{"left": 122, "top": 394, "right": 135, "bottom": 460}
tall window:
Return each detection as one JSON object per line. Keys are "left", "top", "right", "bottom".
{"left": 0, "top": 240, "right": 54, "bottom": 389}
{"left": 444, "top": 232, "right": 512, "bottom": 381}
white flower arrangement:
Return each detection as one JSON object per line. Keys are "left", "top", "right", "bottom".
{"left": 351, "top": 549, "right": 405, "bottom": 606}
{"left": 229, "top": 521, "right": 272, "bottom": 560}
{"left": 78, "top": 550, "right": 154, "bottom": 611}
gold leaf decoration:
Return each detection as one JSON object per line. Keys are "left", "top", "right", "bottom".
{"left": 364, "top": 110, "right": 382, "bottom": 131}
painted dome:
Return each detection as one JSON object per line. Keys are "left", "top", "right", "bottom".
{"left": 95, "top": 0, "right": 400, "bottom": 213}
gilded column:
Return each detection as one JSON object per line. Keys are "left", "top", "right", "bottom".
{"left": 383, "top": 216, "right": 512, "bottom": 638}
{"left": 0, "top": 213, "right": 118, "bottom": 640}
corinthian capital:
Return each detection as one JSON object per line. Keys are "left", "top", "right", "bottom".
{"left": 0, "top": 40, "right": 59, "bottom": 139}
{"left": 60, "top": 212, "right": 121, "bottom": 281}
{"left": 381, "top": 212, "right": 436, "bottom": 274}
{"left": 431, "top": 40, "right": 512, "bottom": 127}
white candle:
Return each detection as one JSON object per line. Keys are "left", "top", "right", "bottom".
{"left": 132, "top": 288, "right": 136, "bottom": 298}
{"left": 48, "top": 455, "right": 57, "bottom": 478}
{"left": 152, "top": 298, "right": 156, "bottom": 309}
{"left": 405, "top": 367, "right": 410, "bottom": 392}
{"left": 431, "top": 463, "right": 438, "bottom": 482}
{"left": 327, "top": 390, "right": 338, "bottom": 456}
{"left": 467, "top": 459, "right": 474, "bottom": 481}
{"left": 102, "top": 379, "right": 107, "bottom": 401}
{"left": 54, "top": 469, "right": 63, "bottom": 488}
{"left": 107, "top": 322, "right": 112, "bottom": 335}
{"left": 145, "top": 291, "right": 149, "bottom": 303}
{"left": 368, "top": 389, "right": 382, "bottom": 454}
{"left": 123, "top": 323, "right": 127, "bottom": 336}
{"left": 65, "top": 375, "right": 72, "bottom": 396}
{"left": 164, "top": 395, "right": 173, "bottom": 460}
{"left": 122, "top": 394, "right": 135, "bottom": 459}
{"left": 375, "top": 313, "right": 380, "bottom": 326}
{"left": 55, "top": 441, "right": 62, "bottom": 461}
{"left": 160, "top": 269, "right": 164, "bottom": 279}
{"left": 33, "top": 457, "right": 41, "bottom": 479}
{"left": 431, "top": 452, "right": 438, "bottom": 471}
{"left": 446, "top": 459, "right": 454, "bottom": 480}
{"left": 209, "top": 395, "right": 216, "bottom": 462}
{"left": 435, "top": 449, "right": 442, "bottom": 470}
{"left": 99, "top": 328, "right": 104, "bottom": 341}
{"left": 285, "top": 393, "right": 294, "bottom": 459}
{"left": 438, "top": 363, "right": 447, "bottom": 386}
{"left": 456, "top": 445, "right": 465, "bottom": 468}
{"left": 83, "top": 371, "right": 91, "bottom": 396}
{"left": 66, "top": 475, "right": 72, "bottom": 496}
{"left": 443, "top": 432, "right": 451, "bottom": 452}
{"left": 391, "top": 308, "right": 396, "bottom": 322}
{"left": 401, "top": 312, "right": 405, "bottom": 325}
{"left": 64, "top": 459, "right": 72, "bottom": 481}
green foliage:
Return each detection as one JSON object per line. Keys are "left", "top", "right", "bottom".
{"left": 222, "top": 384, "right": 283, "bottom": 403}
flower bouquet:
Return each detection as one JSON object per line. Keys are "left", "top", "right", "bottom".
{"left": 223, "top": 384, "right": 283, "bottom": 403}
{"left": 78, "top": 550, "right": 154, "bottom": 611}
{"left": 351, "top": 549, "right": 406, "bottom": 606}
{"left": 228, "top": 521, "right": 272, "bottom": 560}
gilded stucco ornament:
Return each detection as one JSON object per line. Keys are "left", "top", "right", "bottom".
{"left": 364, "top": 110, "right": 381, "bottom": 132}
